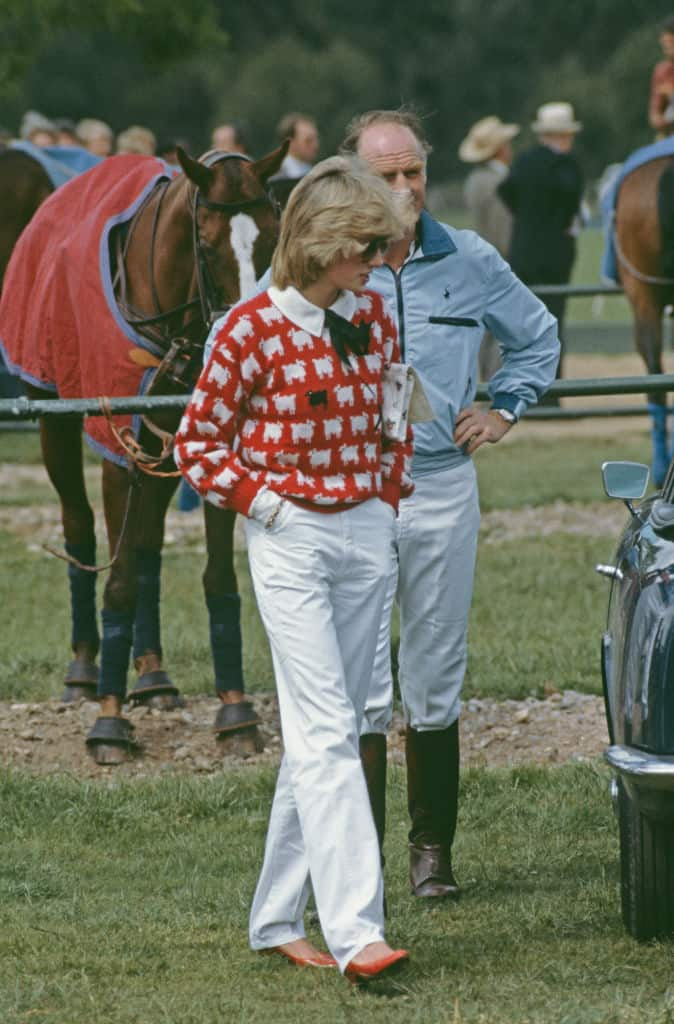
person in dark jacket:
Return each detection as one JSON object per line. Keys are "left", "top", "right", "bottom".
{"left": 498, "top": 101, "right": 583, "bottom": 382}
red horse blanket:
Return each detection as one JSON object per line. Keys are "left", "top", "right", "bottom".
{"left": 0, "top": 154, "right": 177, "bottom": 464}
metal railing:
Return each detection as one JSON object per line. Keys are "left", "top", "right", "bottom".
{"left": 0, "top": 374, "right": 673, "bottom": 423}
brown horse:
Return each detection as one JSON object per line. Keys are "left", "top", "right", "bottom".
{"left": 0, "top": 146, "right": 53, "bottom": 288}
{"left": 614, "top": 156, "right": 674, "bottom": 485}
{"left": 0, "top": 144, "right": 286, "bottom": 763}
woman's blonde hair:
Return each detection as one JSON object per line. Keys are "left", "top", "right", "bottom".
{"left": 271, "top": 155, "right": 405, "bottom": 290}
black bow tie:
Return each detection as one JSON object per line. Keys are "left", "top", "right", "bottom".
{"left": 324, "top": 309, "right": 371, "bottom": 365}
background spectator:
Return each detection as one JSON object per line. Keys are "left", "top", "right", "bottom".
{"left": 19, "top": 110, "right": 58, "bottom": 147}
{"left": 498, "top": 101, "right": 584, "bottom": 385}
{"left": 211, "top": 123, "right": 247, "bottom": 154}
{"left": 77, "top": 118, "right": 114, "bottom": 157}
{"left": 459, "top": 115, "right": 520, "bottom": 378}
{"left": 116, "top": 125, "right": 156, "bottom": 156}
{"left": 275, "top": 112, "right": 319, "bottom": 179}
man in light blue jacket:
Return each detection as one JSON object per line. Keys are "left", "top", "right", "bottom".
{"left": 340, "top": 110, "right": 560, "bottom": 901}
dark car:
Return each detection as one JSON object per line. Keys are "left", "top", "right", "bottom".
{"left": 598, "top": 460, "right": 674, "bottom": 941}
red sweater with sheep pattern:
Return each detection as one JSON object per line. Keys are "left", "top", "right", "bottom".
{"left": 174, "top": 287, "right": 414, "bottom": 514}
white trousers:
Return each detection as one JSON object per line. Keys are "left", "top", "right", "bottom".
{"left": 362, "top": 460, "right": 480, "bottom": 734}
{"left": 246, "top": 498, "right": 396, "bottom": 972}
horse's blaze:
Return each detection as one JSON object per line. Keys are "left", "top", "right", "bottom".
{"left": 229, "top": 212, "right": 260, "bottom": 300}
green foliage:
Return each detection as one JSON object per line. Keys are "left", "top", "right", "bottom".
{"left": 0, "top": 0, "right": 224, "bottom": 103}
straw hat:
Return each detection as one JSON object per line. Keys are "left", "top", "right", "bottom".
{"left": 531, "top": 102, "right": 582, "bottom": 135}
{"left": 458, "top": 116, "right": 520, "bottom": 163}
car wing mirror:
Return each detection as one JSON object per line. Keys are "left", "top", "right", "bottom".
{"left": 601, "top": 461, "right": 649, "bottom": 514}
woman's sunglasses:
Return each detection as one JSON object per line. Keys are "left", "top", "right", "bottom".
{"left": 358, "top": 237, "right": 390, "bottom": 261}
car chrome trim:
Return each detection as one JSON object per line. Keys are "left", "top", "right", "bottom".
{"left": 595, "top": 563, "right": 624, "bottom": 580}
{"left": 605, "top": 745, "right": 674, "bottom": 788}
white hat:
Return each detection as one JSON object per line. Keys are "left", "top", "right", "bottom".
{"left": 458, "top": 116, "right": 520, "bottom": 163}
{"left": 531, "top": 102, "right": 582, "bottom": 135}
{"left": 19, "top": 109, "right": 57, "bottom": 141}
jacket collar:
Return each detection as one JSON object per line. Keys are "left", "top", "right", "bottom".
{"left": 267, "top": 285, "right": 357, "bottom": 337}
{"left": 417, "top": 209, "right": 457, "bottom": 259}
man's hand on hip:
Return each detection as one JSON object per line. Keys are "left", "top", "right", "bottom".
{"left": 454, "top": 407, "right": 513, "bottom": 455}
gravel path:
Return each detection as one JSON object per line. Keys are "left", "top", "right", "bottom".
{"left": 0, "top": 688, "right": 608, "bottom": 778}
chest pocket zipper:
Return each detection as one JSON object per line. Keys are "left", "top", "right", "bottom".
{"left": 429, "top": 316, "right": 480, "bottom": 327}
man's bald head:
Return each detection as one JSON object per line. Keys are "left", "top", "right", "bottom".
{"left": 341, "top": 111, "right": 430, "bottom": 223}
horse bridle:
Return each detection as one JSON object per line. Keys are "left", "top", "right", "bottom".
{"left": 115, "top": 151, "right": 279, "bottom": 351}
{"left": 190, "top": 152, "right": 280, "bottom": 328}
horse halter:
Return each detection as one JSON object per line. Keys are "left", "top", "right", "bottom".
{"left": 190, "top": 150, "right": 280, "bottom": 328}
{"left": 116, "top": 150, "right": 279, "bottom": 352}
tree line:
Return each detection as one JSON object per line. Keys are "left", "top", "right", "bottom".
{"left": 1, "top": 0, "right": 672, "bottom": 180}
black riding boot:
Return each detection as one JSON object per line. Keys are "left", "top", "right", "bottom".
{"left": 359, "top": 733, "right": 387, "bottom": 861}
{"left": 406, "top": 721, "right": 460, "bottom": 899}
{"left": 359, "top": 732, "right": 388, "bottom": 916}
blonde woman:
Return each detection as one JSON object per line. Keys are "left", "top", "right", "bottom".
{"left": 175, "top": 157, "right": 413, "bottom": 982}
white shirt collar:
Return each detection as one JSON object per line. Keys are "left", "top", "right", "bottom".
{"left": 267, "top": 285, "right": 357, "bottom": 337}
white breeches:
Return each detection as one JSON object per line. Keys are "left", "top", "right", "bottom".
{"left": 246, "top": 498, "right": 397, "bottom": 972}
{"left": 362, "top": 460, "right": 480, "bottom": 734}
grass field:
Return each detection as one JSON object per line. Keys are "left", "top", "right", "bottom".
{"left": 3, "top": 764, "right": 674, "bottom": 1024}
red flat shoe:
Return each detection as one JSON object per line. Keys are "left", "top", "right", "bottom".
{"left": 344, "top": 949, "right": 409, "bottom": 984}
{"left": 261, "top": 946, "right": 337, "bottom": 968}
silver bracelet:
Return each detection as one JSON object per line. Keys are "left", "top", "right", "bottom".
{"left": 264, "top": 498, "right": 285, "bottom": 530}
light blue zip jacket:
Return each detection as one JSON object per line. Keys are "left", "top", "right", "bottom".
{"left": 369, "top": 210, "right": 560, "bottom": 476}
{"left": 209, "top": 209, "right": 560, "bottom": 477}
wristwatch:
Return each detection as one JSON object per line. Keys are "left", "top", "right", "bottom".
{"left": 492, "top": 408, "right": 517, "bottom": 425}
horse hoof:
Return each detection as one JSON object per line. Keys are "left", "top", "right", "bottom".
{"left": 137, "top": 693, "right": 185, "bottom": 711}
{"left": 62, "top": 683, "right": 99, "bottom": 703}
{"left": 86, "top": 716, "right": 138, "bottom": 765}
{"left": 217, "top": 725, "right": 265, "bottom": 758}
{"left": 129, "top": 670, "right": 181, "bottom": 710}
{"left": 214, "top": 700, "right": 264, "bottom": 757}
{"left": 90, "top": 743, "right": 130, "bottom": 765}
{"left": 62, "top": 659, "right": 99, "bottom": 703}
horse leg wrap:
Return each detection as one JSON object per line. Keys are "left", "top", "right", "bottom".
{"left": 133, "top": 548, "right": 162, "bottom": 660}
{"left": 207, "top": 593, "right": 244, "bottom": 693}
{"left": 648, "top": 403, "right": 670, "bottom": 486}
{"left": 65, "top": 541, "right": 99, "bottom": 653}
{"left": 99, "top": 608, "right": 134, "bottom": 699}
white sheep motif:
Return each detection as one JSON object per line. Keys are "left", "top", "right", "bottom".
{"left": 282, "top": 361, "right": 307, "bottom": 385}
{"left": 323, "top": 417, "right": 343, "bottom": 440}
{"left": 340, "top": 444, "right": 359, "bottom": 465}
{"left": 263, "top": 422, "right": 284, "bottom": 443}
{"left": 260, "top": 335, "right": 284, "bottom": 358}
{"left": 273, "top": 393, "right": 296, "bottom": 415}
{"left": 211, "top": 399, "right": 234, "bottom": 425}
{"left": 207, "top": 360, "right": 231, "bottom": 387}
{"left": 335, "top": 384, "right": 355, "bottom": 407}
{"left": 312, "top": 356, "right": 333, "bottom": 379}
{"left": 309, "top": 449, "right": 331, "bottom": 468}
{"left": 291, "top": 329, "right": 314, "bottom": 351}
{"left": 291, "top": 421, "right": 315, "bottom": 443}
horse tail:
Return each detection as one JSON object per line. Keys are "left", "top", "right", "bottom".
{"left": 657, "top": 159, "right": 674, "bottom": 282}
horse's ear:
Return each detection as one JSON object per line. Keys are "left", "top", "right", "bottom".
{"left": 250, "top": 140, "right": 291, "bottom": 186}
{"left": 176, "top": 146, "right": 214, "bottom": 193}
